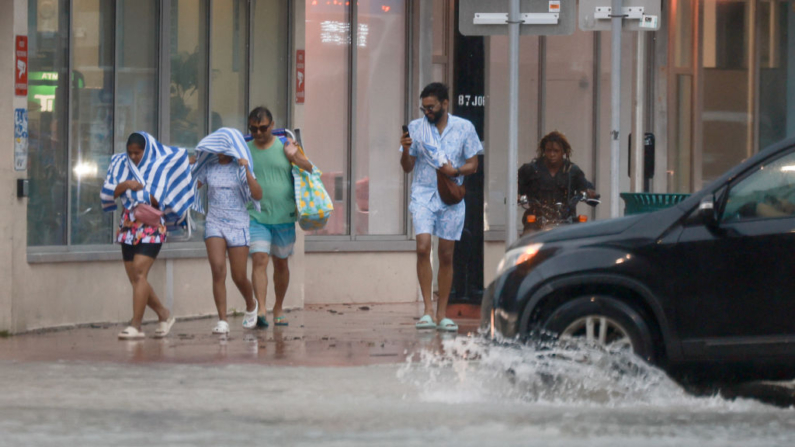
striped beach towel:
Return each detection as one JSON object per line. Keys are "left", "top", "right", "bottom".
{"left": 100, "top": 131, "right": 194, "bottom": 225}
{"left": 191, "top": 127, "right": 260, "bottom": 214}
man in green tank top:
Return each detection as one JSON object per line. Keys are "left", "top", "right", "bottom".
{"left": 247, "top": 107, "right": 313, "bottom": 327}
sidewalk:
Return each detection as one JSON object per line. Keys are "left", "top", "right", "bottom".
{"left": 0, "top": 303, "right": 480, "bottom": 367}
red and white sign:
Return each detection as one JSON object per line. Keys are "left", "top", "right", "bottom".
{"left": 296, "top": 49, "right": 305, "bottom": 104}
{"left": 549, "top": 1, "right": 560, "bottom": 13}
{"left": 15, "top": 36, "right": 28, "bottom": 97}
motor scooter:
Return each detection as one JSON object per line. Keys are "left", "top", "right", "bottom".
{"left": 519, "top": 191, "right": 601, "bottom": 236}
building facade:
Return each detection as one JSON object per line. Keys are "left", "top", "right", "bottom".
{"left": 2, "top": 0, "right": 794, "bottom": 333}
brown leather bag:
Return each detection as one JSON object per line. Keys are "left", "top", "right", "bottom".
{"left": 436, "top": 170, "right": 466, "bottom": 205}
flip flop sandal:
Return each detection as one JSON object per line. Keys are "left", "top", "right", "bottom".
{"left": 118, "top": 326, "right": 145, "bottom": 340}
{"left": 153, "top": 317, "right": 176, "bottom": 338}
{"left": 415, "top": 314, "right": 436, "bottom": 330}
{"left": 256, "top": 315, "right": 269, "bottom": 328}
{"left": 436, "top": 318, "right": 458, "bottom": 332}
{"left": 274, "top": 316, "right": 289, "bottom": 326}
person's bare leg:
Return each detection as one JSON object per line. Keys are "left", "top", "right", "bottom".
{"left": 228, "top": 245, "right": 255, "bottom": 312}
{"left": 145, "top": 274, "right": 170, "bottom": 323}
{"left": 123, "top": 254, "right": 158, "bottom": 330}
{"left": 251, "top": 252, "right": 270, "bottom": 317}
{"left": 206, "top": 237, "right": 229, "bottom": 321}
{"left": 416, "top": 233, "right": 435, "bottom": 320}
{"left": 272, "top": 257, "right": 290, "bottom": 320}
{"left": 436, "top": 238, "right": 456, "bottom": 323}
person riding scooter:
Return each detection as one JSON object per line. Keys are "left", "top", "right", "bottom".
{"left": 518, "top": 131, "right": 598, "bottom": 235}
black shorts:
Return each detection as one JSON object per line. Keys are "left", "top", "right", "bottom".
{"left": 121, "top": 243, "right": 162, "bottom": 262}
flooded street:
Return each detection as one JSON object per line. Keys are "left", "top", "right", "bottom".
{"left": 0, "top": 305, "right": 793, "bottom": 446}
{"left": 2, "top": 341, "right": 794, "bottom": 446}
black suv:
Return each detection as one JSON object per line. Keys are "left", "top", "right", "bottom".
{"left": 483, "top": 139, "right": 795, "bottom": 380}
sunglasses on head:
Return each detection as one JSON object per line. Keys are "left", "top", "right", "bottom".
{"left": 249, "top": 123, "right": 272, "bottom": 134}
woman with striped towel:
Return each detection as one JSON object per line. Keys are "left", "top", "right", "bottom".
{"left": 100, "top": 132, "right": 194, "bottom": 340}
{"left": 192, "top": 128, "right": 262, "bottom": 334}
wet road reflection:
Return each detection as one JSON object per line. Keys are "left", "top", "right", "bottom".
{"left": 1, "top": 304, "right": 793, "bottom": 446}
{"left": 0, "top": 303, "right": 479, "bottom": 366}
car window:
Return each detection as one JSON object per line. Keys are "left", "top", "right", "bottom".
{"left": 722, "top": 150, "right": 795, "bottom": 222}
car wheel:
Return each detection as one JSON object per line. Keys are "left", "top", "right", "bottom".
{"left": 541, "top": 295, "right": 656, "bottom": 362}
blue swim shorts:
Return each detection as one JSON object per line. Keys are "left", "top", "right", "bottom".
{"left": 249, "top": 220, "right": 296, "bottom": 258}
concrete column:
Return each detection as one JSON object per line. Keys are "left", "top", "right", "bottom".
{"left": 0, "top": 0, "right": 28, "bottom": 333}
{"left": 289, "top": 0, "right": 306, "bottom": 309}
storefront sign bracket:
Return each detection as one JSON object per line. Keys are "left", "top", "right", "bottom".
{"left": 593, "top": 6, "right": 645, "bottom": 21}
{"left": 473, "top": 12, "right": 560, "bottom": 26}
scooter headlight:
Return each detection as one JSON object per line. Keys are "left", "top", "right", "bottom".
{"left": 495, "top": 243, "right": 543, "bottom": 277}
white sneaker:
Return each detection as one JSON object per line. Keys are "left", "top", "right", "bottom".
{"left": 212, "top": 320, "right": 230, "bottom": 334}
{"left": 242, "top": 302, "right": 258, "bottom": 329}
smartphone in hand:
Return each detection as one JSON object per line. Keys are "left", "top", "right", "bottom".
{"left": 402, "top": 125, "right": 409, "bottom": 136}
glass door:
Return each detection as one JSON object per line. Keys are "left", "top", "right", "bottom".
{"left": 700, "top": 0, "right": 755, "bottom": 186}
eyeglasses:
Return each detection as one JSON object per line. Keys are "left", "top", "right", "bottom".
{"left": 419, "top": 104, "right": 441, "bottom": 114}
{"left": 249, "top": 123, "right": 272, "bottom": 134}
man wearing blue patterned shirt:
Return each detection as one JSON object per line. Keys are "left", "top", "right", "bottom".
{"left": 399, "top": 83, "right": 483, "bottom": 332}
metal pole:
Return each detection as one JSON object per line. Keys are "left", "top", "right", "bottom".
{"left": 610, "top": 0, "right": 623, "bottom": 218}
{"left": 632, "top": 31, "right": 645, "bottom": 193}
{"left": 506, "top": 0, "right": 520, "bottom": 247}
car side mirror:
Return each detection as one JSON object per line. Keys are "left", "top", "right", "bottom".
{"left": 698, "top": 196, "right": 718, "bottom": 228}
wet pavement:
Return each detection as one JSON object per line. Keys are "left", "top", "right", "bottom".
{"left": 0, "top": 303, "right": 479, "bottom": 366}
{"left": 1, "top": 303, "right": 794, "bottom": 447}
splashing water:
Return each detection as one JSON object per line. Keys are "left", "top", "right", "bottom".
{"left": 398, "top": 335, "right": 770, "bottom": 411}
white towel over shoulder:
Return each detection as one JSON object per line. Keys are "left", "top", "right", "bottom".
{"left": 415, "top": 118, "right": 448, "bottom": 169}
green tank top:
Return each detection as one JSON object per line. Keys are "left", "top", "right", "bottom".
{"left": 247, "top": 139, "right": 297, "bottom": 225}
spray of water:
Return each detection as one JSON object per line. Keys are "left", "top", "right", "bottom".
{"left": 397, "top": 334, "right": 772, "bottom": 411}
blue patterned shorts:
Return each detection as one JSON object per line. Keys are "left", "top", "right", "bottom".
{"left": 410, "top": 201, "right": 465, "bottom": 241}
{"left": 205, "top": 221, "right": 250, "bottom": 248}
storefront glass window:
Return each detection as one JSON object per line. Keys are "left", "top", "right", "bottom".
{"left": 170, "top": 0, "right": 209, "bottom": 242}
{"left": 250, "top": 0, "right": 289, "bottom": 127}
{"left": 673, "top": 0, "right": 693, "bottom": 69}
{"left": 27, "top": 0, "right": 70, "bottom": 246}
{"left": 69, "top": 0, "right": 115, "bottom": 245}
{"left": 211, "top": 0, "right": 247, "bottom": 131}
{"left": 701, "top": 0, "right": 752, "bottom": 186}
{"left": 25, "top": 0, "right": 297, "bottom": 250}
{"left": 116, "top": 0, "right": 158, "bottom": 151}
{"left": 759, "top": 0, "right": 792, "bottom": 150}
{"left": 668, "top": 0, "right": 695, "bottom": 193}
{"left": 170, "top": 0, "right": 208, "bottom": 148}
{"left": 432, "top": 0, "right": 448, "bottom": 83}
{"left": 673, "top": 74, "right": 693, "bottom": 192}
{"left": 355, "top": 0, "right": 406, "bottom": 235}
{"left": 304, "top": 0, "right": 351, "bottom": 235}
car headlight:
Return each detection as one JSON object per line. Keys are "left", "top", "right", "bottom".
{"left": 495, "top": 243, "right": 543, "bottom": 277}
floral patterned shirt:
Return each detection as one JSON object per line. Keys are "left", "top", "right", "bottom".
{"left": 401, "top": 114, "right": 483, "bottom": 212}
{"left": 117, "top": 208, "right": 167, "bottom": 245}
